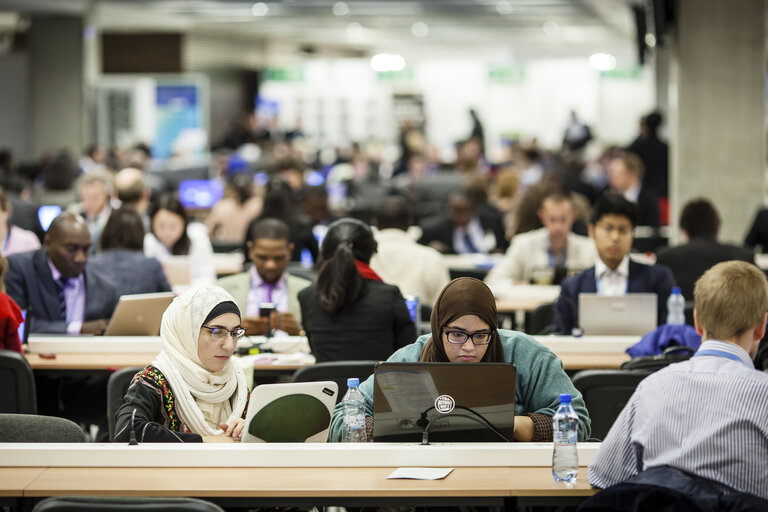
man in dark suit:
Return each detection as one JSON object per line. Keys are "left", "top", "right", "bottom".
{"left": 656, "top": 198, "right": 753, "bottom": 300}
{"left": 5, "top": 212, "right": 118, "bottom": 334}
{"left": 552, "top": 193, "right": 676, "bottom": 334}
{"left": 418, "top": 189, "right": 508, "bottom": 255}
{"left": 607, "top": 152, "right": 660, "bottom": 227}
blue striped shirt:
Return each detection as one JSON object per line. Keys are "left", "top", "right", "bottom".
{"left": 588, "top": 340, "right": 768, "bottom": 499}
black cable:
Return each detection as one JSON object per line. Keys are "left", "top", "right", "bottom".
{"left": 128, "top": 408, "right": 138, "bottom": 445}
{"left": 419, "top": 405, "right": 513, "bottom": 445}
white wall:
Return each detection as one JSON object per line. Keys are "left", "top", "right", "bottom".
{"left": 0, "top": 53, "right": 29, "bottom": 157}
{"left": 258, "top": 56, "right": 656, "bottom": 162}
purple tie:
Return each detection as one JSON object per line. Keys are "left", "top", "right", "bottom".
{"left": 264, "top": 283, "right": 274, "bottom": 303}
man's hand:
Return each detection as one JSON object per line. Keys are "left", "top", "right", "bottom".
{"left": 202, "top": 435, "right": 238, "bottom": 443}
{"left": 428, "top": 241, "right": 451, "bottom": 254}
{"left": 81, "top": 319, "right": 108, "bottom": 335}
{"left": 241, "top": 316, "right": 269, "bottom": 336}
{"left": 276, "top": 312, "right": 300, "bottom": 335}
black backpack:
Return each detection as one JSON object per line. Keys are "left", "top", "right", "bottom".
{"left": 621, "top": 345, "right": 696, "bottom": 372}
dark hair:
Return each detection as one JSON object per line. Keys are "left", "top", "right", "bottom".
{"left": 148, "top": 194, "right": 191, "bottom": 255}
{"left": 230, "top": 173, "right": 254, "bottom": 205}
{"left": 316, "top": 218, "right": 378, "bottom": 315}
{"left": 680, "top": 198, "right": 720, "bottom": 239}
{"left": 99, "top": 206, "right": 146, "bottom": 251}
{"left": 375, "top": 196, "right": 412, "bottom": 231}
{"left": 246, "top": 217, "right": 290, "bottom": 244}
{"left": 259, "top": 178, "right": 296, "bottom": 222}
{"left": 591, "top": 192, "right": 638, "bottom": 228}
{"left": 645, "top": 111, "right": 663, "bottom": 133}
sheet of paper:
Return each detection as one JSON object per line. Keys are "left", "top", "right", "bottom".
{"left": 387, "top": 467, "right": 454, "bottom": 480}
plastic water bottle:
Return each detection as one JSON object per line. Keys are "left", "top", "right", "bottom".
{"left": 341, "top": 378, "right": 368, "bottom": 443}
{"left": 666, "top": 286, "right": 686, "bottom": 325}
{"left": 552, "top": 393, "right": 579, "bottom": 484}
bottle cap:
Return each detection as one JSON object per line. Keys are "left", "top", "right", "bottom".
{"left": 559, "top": 393, "right": 572, "bottom": 403}
{"left": 671, "top": 286, "right": 681, "bottom": 294}
{"left": 347, "top": 377, "right": 360, "bottom": 387}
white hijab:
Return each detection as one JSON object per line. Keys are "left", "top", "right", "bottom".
{"left": 152, "top": 284, "right": 249, "bottom": 436}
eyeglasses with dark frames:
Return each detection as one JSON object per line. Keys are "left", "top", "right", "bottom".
{"left": 443, "top": 327, "right": 492, "bottom": 345}
{"left": 201, "top": 325, "right": 246, "bottom": 341}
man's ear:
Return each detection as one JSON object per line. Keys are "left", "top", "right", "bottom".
{"left": 287, "top": 242, "right": 295, "bottom": 255}
{"left": 537, "top": 208, "right": 546, "bottom": 225}
{"left": 754, "top": 313, "right": 767, "bottom": 343}
{"left": 587, "top": 223, "right": 595, "bottom": 240}
{"left": 693, "top": 309, "right": 705, "bottom": 337}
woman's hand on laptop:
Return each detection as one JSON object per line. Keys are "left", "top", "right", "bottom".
{"left": 220, "top": 418, "right": 245, "bottom": 440}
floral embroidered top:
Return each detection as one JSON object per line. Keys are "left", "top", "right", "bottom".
{"left": 113, "top": 365, "right": 249, "bottom": 443}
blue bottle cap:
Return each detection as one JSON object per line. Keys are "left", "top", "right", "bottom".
{"left": 559, "top": 393, "right": 572, "bottom": 403}
{"left": 671, "top": 286, "right": 681, "bottom": 294}
{"left": 347, "top": 378, "right": 360, "bottom": 387}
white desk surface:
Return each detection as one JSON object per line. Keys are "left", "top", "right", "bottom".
{"left": 0, "top": 442, "right": 600, "bottom": 468}
{"left": 533, "top": 335, "right": 637, "bottom": 353}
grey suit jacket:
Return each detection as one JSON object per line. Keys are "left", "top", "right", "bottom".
{"left": 5, "top": 249, "right": 120, "bottom": 334}
{"left": 216, "top": 271, "right": 311, "bottom": 324}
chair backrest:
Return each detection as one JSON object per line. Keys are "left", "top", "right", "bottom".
{"left": 107, "top": 367, "right": 143, "bottom": 441}
{"left": 571, "top": 369, "right": 653, "bottom": 441}
{"left": 0, "top": 349, "right": 37, "bottom": 414}
{"left": 32, "top": 496, "right": 225, "bottom": 512}
{"left": 291, "top": 360, "right": 379, "bottom": 404}
{"left": 527, "top": 302, "right": 554, "bottom": 335}
{"left": 0, "top": 413, "right": 86, "bottom": 442}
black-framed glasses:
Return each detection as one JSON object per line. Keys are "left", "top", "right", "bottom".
{"left": 443, "top": 328, "right": 492, "bottom": 345}
{"left": 201, "top": 325, "right": 246, "bottom": 341}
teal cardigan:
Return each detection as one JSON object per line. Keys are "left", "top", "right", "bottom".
{"left": 328, "top": 329, "right": 591, "bottom": 441}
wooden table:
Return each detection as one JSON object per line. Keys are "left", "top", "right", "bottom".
{"left": 1, "top": 443, "right": 599, "bottom": 507}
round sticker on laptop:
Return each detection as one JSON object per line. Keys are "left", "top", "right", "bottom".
{"left": 434, "top": 395, "right": 455, "bottom": 414}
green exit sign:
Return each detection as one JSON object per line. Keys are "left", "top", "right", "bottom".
{"left": 489, "top": 66, "right": 526, "bottom": 83}
{"left": 600, "top": 67, "right": 643, "bottom": 79}
{"left": 264, "top": 67, "right": 304, "bottom": 82}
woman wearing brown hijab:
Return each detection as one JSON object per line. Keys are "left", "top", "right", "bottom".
{"left": 328, "top": 277, "right": 590, "bottom": 442}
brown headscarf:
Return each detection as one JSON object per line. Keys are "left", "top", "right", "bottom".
{"left": 419, "top": 277, "right": 504, "bottom": 362}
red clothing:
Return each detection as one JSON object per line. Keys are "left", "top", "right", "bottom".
{"left": 354, "top": 260, "right": 382, "bottom": 282}
{"left": 0, "top": 291, "right": 23, "bottom": 354}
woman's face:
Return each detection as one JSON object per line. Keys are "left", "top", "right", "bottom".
{"left": 441, "top": 314, "right": 491, "bottom": 363}
{"left": 152, "top": 209, "right": 185, "bottom": 249}
{"left": 197, "top": 313, "right": 241, "bottom": 372}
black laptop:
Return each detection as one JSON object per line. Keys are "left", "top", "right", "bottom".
{"left": 372, "top": 362, "right": 516, "bottom": 443}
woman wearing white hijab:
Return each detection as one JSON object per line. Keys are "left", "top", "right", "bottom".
{"left": 114, "top": 285, "right": 249, "bottom": 442}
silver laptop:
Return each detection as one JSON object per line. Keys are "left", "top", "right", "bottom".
{"left": 242, "top": 381, "right": 338, "bottom": 443}
{"left": 160, "top": 256, "right": 191, "bottom": 287}
{"left": 104, "top": 292, "right": 176, "bottom": 336}
{"left": 578, "top": 293, "right": 658, "bottom": 336}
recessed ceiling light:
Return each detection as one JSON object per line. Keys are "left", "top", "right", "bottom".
{"left": 333, "top": 2, "right": 350, "bottom": 16}
{"left": 496, "top": 1, "right": 513, "bottom": 15}
{"left": 411, "top": 21, "right": 429, "bottom": 37}
{"left": 542, "top": 21, "right": 560, "bottom": 37}
{"left": 370, "top": 53, "right": 406, "bottom": 72}
{"left": 645, "top": 33, "right": 657, "bottom": 48}
{"left": 347, "top": 22, "right": 364, "bottom": 39}
{"left": 251, "top": 3, "right": 268, "bottom": 17}
{"left": 589, "top": 53, "right": 617, "bottom": 71}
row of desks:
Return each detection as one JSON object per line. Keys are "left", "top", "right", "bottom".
{"left": 25, "top": 334, "right": 634, "bottom": 371}
{"left": 0, "top": 443, "right": 599, "bottom": 507}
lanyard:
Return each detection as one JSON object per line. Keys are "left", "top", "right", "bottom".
{"left": 693, "top": 349, "right": 747, "bottom": 366}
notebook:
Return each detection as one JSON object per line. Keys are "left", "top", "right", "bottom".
{"left": 104, "top": 292, "right": 176, "bottom": 336}
{"left": 241, "top": 381, "right": 338, "bottom": 443}
{"left": 372, "top": 362, "right": 516, "bottom": 443}
{"left": 578, "top": 293, "right": 658, "bottom": 336}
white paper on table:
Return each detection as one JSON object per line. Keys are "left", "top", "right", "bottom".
{"left": 387, "top": 467, "right": 454, "bottom": 480}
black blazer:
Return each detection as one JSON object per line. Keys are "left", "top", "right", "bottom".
{"left": 745, "top": 208, "right": 768, "bottom": 252}
{"left": 298, "top": 279, "right": 416, "bottom": 363}
{"left": 552, "top": 260, "right": 676, "bottom": 334}
{"left": 655, "top": 238, "right": 754, "bottom": 300}
{"left": 5, "top": 249, "right": 120, "bottom": 334}
{"left": 418, "top": 209, "right": 509, "bottom": 254}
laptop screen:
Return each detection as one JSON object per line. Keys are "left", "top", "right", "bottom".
{"left": 178, "top": 179, "right": 223, "bottom": 209}
{"left": 372, "top": 362, "right": 516, "bottom": 443}
{"left": 578, "top": 293, "right": 658, "bottom": 336}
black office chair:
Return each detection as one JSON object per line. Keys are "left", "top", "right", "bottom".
{"left": 571, "top": 369, "right": 652, "bottom": 441}
{"left": 0, "top": 413, "right": 86, "bottom": 442}
{"left": 107, "top": 367, "right": 142, "bottom": 441}
{"left": 292, "top": 360, "right": 379, "bottom": 404}
{"left": 526, "top": 302, "right": 554, "bottom": 335}
{"left": 0, "top": 349, "right": 37, "bottom": 414}
{"left": 32, "top": 496, "right": 225, "bottom": 512}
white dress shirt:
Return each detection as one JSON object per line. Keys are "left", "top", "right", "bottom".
{"left": 595, "top": 254, "right": 629, "bottom": 296}
{"left": 48, "top": 259, "right": 85, "bottom": 335}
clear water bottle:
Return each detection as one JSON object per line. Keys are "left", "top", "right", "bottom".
{"left": 552, "top": 393, "right": 579, "bottom": 484}
{"left": 341, "top": 377, "right": 368, "bottom": 443}
{"left": 666, "top": 286, "right": 686, "bottom": 325}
